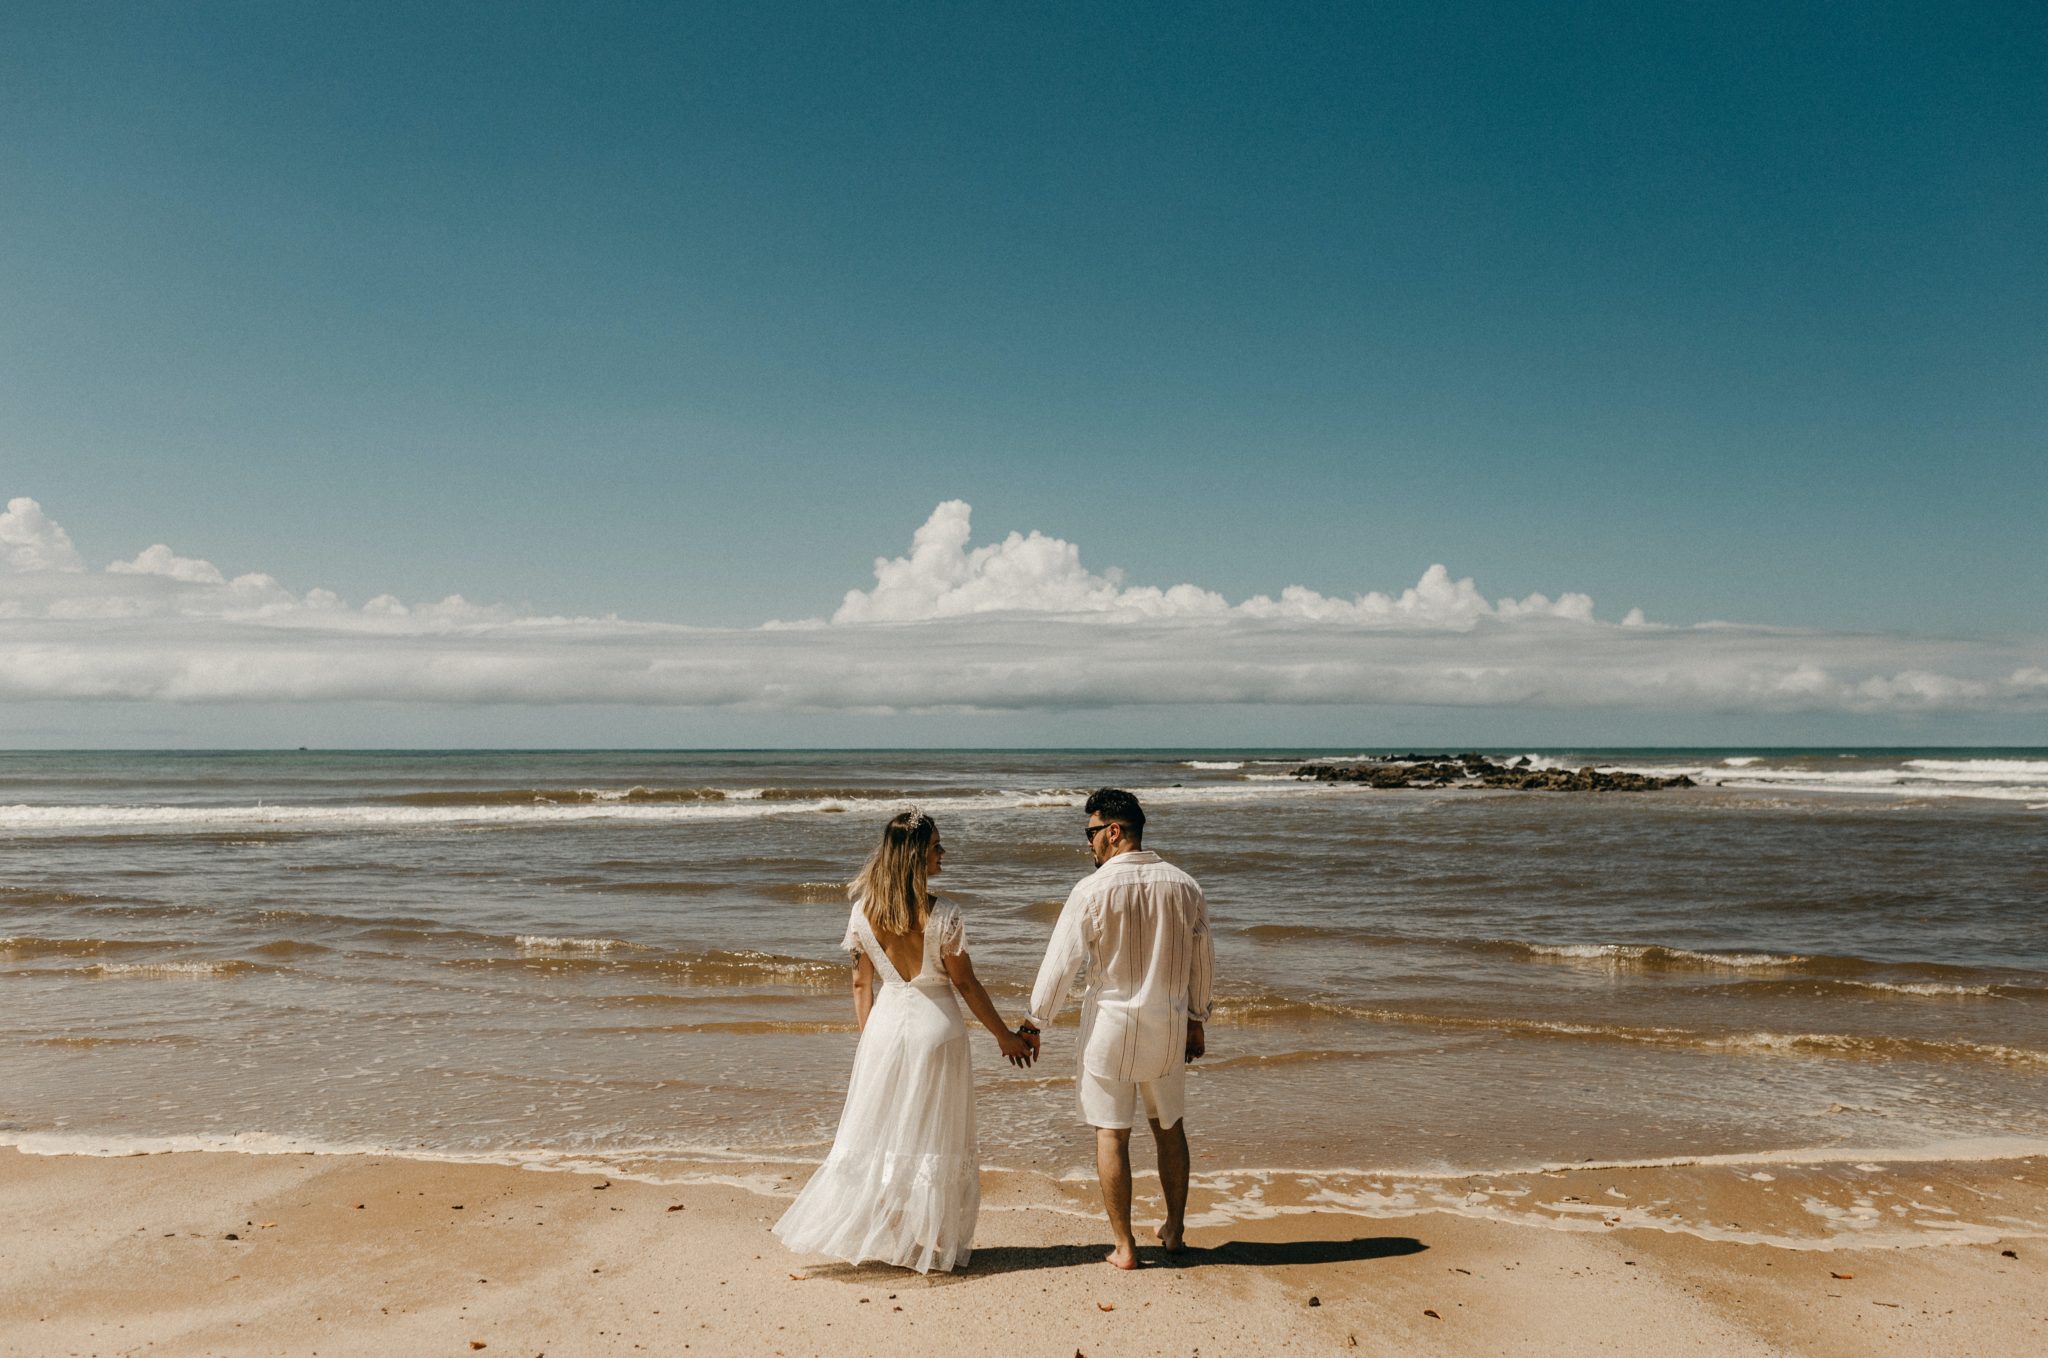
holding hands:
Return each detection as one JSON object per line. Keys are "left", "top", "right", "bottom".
{"left": 997, "top": 1026, "right": 1035, "bottom": 1068}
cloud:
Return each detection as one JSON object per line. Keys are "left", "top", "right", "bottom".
{"left": 0, "top": 497, "right": 86, "bottom": 573}
{"left": 107, "top": 544, "right": 228, "bottom": 585}
{"left": 832, "top": 500, "right": 1595, "bottom": 626}
{"left": 0, "top": 495, "right": 2042, "bottom": 718}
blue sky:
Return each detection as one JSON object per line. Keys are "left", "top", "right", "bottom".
{"left": 2, "top": 4, "right": 2043, "bottom": 745}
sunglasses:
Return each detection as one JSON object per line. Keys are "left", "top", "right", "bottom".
{"left": 1083, "top": 822, "right": 1115, "bottom": 843}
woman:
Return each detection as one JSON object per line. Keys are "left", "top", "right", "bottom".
{"left": 773, "top": 809, "right": 1033, "bottom": 1273}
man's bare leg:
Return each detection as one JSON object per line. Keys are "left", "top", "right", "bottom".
{"left": 1094, "top": 1126, "right": 1141, "bottom": 1269}
{"left": 1150, "top": 1117, "right": 1190, "bottom": 1252}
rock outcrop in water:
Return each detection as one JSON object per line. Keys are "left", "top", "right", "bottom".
{"left": 1293, "top": 753, "right": 1695, "bottom": 792}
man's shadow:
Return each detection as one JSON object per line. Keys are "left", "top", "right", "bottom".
{"left": 808, "top": 1236, "right": 1427, "bottom": 1285}
{"left": 971, "top": 1236, "right": 1428, "bottom": 1277}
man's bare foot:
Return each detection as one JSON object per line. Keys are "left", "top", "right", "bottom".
{"left": 1105, "top": 1243, "right": 1142, "bottom": 1270}
{"left": 1155, "top": 1223, "right": 1186, "bottom": 1253}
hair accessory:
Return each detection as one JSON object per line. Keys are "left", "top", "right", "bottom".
{"left": 898, "top": 806, "right": 926, "bottom": 832}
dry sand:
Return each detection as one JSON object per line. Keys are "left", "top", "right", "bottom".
{"left": 3, "top": 1147, "right": 2042, "bottom": 1357}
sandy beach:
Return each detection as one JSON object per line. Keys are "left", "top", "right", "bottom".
{"left": 4, "top": 1147, "right": 2041, "bottom": 1357}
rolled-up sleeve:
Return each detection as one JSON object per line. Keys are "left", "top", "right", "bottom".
{"left": 1186, "top": 888, "right": 1214, "bottom": 1023}
{"left": 1026, "top": 887, "right": 1092, "bottom": 1028}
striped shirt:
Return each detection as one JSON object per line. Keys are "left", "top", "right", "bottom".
{"left": 1026, "top": 850, "right": 1215, "bottom": 1082}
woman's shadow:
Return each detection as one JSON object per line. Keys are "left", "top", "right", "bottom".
{"left": 809, "top": 1236, "right": 1427, "bottom": 1285}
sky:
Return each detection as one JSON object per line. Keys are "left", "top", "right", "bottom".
{"left": 1, "top": 3, "right": 2043, "bottom": 747}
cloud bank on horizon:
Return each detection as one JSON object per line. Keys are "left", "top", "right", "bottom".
{"left": 1, "top": 495, "right": 2041, "bottom": 716}
{"left": 828, "top": 500, "right": 1614, "bottom": 628}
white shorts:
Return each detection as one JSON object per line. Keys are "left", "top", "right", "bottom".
{"left": 1077, "top": 1062, "right": 1186, "bottom": 1131}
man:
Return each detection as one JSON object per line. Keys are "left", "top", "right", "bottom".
{"left": 1018, "top": 788, "right": 1214, "bottom": 1269}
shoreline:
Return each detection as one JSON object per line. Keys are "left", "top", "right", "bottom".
{"left": 8, "top": 1132, "right": 2047, "bottom": 1252}
{"left": 4, "top": 1147, "right": 2043, "bottom": 1356}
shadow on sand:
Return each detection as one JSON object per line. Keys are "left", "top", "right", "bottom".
{"left": 807, "top": 1236, "right": 1428, "bottom": 1286}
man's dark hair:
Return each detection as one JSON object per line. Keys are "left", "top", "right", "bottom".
{"left": 1085, "top": 788, "right": 1145, "bottom": 839}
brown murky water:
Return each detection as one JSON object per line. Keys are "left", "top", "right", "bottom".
{"left": 4, "top": 749, "right": 2044, "bottom": 1238}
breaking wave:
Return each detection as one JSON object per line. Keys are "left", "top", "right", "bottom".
{"left": 1206, "top": 993, "right": 2048, "bottom": 1066}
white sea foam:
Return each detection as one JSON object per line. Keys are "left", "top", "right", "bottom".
{"left": 87, "top": 960, "right": 247, "bottom": 979}
{"left": 515, "top": 935, "right": 636, "bottom": 954}
{"left": 1183, "top": 760, "right": 1245, "bottom": 770}
{"left": 1512, "top": 754, "right": 2048, "bottom": 803}
{"left": 0, "top": 780, "right": 1321, "bottom": 834}
{"left": 1906, "top": 758, "right": 2048, "bottom": 775}
{"left": 9, "top": 1128, "right": 2043, "bottom": 1252}
{"left": 1839, "top": 979, "right": 1999, "bottom": 999}
{"left": 1520, "top": 943, "right": 1807, "bottom": 969}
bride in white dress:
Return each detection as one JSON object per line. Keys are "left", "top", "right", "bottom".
{"left": 774, "top": 809, "right": 1034, "bottom": 1273}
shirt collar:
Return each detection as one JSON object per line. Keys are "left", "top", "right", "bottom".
{"left": 1096, "top": 849, "right": 1161, "bottom": 871}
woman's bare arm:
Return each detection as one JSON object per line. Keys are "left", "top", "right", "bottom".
{"left": 941, "top": 950, "right": 1032, "bottom": 1066}
{"left": 851, "top": 951, "right": 875, "bottom": 1030}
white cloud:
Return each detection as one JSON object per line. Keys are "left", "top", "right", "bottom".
{"left": 832, "top": 501, "right": 1597, "bottom": 627}
{"left": 107, "top": 544, "right": 228, "bottom": 584}
{"left": 0, "top": 497, "right": 86, "bottom": 573}
{"left": 0, "top": 495, "right": 2042, "bottom": 718}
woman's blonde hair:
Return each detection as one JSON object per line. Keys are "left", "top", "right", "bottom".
{"left": 849, "top": 809, "right": 935, "bottom": 936}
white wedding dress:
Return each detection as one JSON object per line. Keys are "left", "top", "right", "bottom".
{"left": 772, "top": 901, "right": 981, "bottom": 1273}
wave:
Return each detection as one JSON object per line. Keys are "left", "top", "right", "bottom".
{"left": 248, "top": 939, "right": 334, "bottom": 958}
{"left": 581, "top": 879, "right": 748, "bottom": 895}
{"left": 0, "top": 798, "right": 896, "bottom": 832}
{"left": 1199, "top": 1049, "right": 1383, "bottom": 1071}
{"left": 1183, "top": 761, "right": 1245, "bottom": 770}
{"left": 447, "top": 947, "right": 848, "bottom": 986}
{"left": 0, "top": 779, "right": 1329, "bottom": 835}
{"left": 0, "top": 886, "right": 102, "bottom": 906}
{"left": 1512, "top": 942, "right": 1808, "bottom": 970}
{"left": 388, "top": 784, "right": 1001, "bottom": 807}
{"left": 1238, "top": 923, "right": 1413, "bottom": 946}
{"left": 1905, "top": 758, "right": 2048, "bottom": 775}
{"left": 0, "top": 935, "right": 176, "bottom": 958}
{"left": 758, "top": 881, "right": 852, "bottom": 905}
{"left": 1514, "top": 755, "right": 2048, "bottom": 802}
{"left": 582, "top": 1018, "right": 858, "bottom": 1036}
{"left": 1492, "top": 938, "right": 2033, "bottom": 990}
{"left": 1225, "top": 929, "right": 2035, "bottom": 993}
{"left": 514, "top": 935, "right": 645, "bottom": 955}
{"left": 1832, "top": 979, "right": 2003, "bottom": 999}
{"left": 390, "top": 786, "right": 730, "bottom": 806}
{"left": 29, "top": 1033, "right": 202, "bottom": 1048}
{"left": 1206, "top": 994, "right": 2048, "bottom": 1066}
{"left": 85, "top": 960, "right": 263, "bottom": 979}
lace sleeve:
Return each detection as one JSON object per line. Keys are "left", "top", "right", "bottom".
{"left": 939, "top": 905, "right": 967, "bottom": 958}
{"left": 840, "top": 905, "right": 865, "bottom": 959}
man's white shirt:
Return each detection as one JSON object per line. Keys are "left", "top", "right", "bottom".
{"left": 1026, "top": 850, "right": 1215, "bottom": 1083}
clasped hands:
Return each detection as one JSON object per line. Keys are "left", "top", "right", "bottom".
{"left": 1004, "top": 1019, "right": 1206, "bottom": 1067}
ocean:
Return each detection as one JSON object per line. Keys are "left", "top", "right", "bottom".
{"left": 4, "top": 748, "right": 2044, "bottom": 1242}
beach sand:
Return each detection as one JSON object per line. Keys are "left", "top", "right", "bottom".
{"left": 3, "top": 1148, "right": 2041, "bottom": 1356}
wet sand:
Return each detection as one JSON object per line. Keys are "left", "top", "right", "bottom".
{"left": 4, "top": 1148, "right": 2041, "bottom": 1356}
